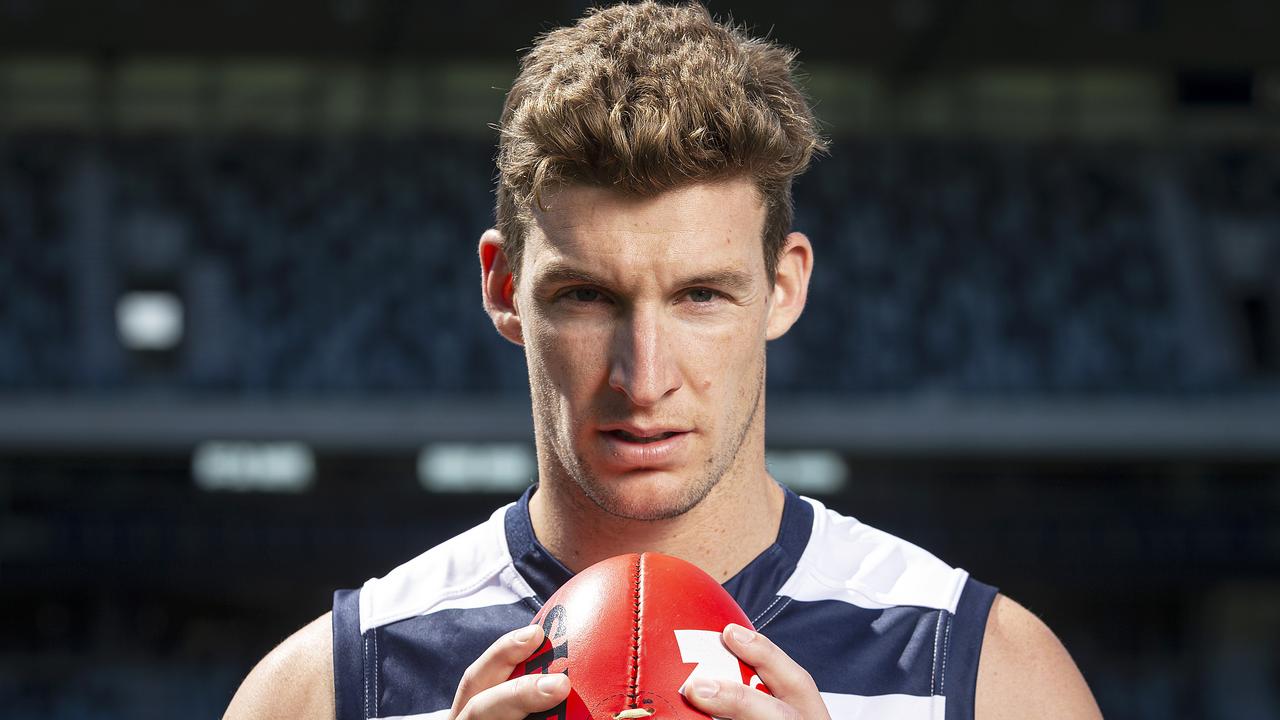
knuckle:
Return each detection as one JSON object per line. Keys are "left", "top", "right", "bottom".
{"left": 800, "top": 669, "right": 820, "bottom": 692}
{"left": 459, "top": 685, "right": 500, "bottom": 720}
{"left": 722, "top": 680, "right": 749, "bottom": 705}
{"left": 499, "top": 643, "right": 525, "bottom": 665}
{"left": 450, "top": 695, "right": 475, "bottom": 720}
{"left": 764, "top": 693, "right": 806, "bottom": 720}
{"left": 504, "top": 628, "right": 540, "bottom": 661}
{"left": 756, "top": 632, "right": 785, "bottom": 659}
{"left": 458, "top": 664, "right": 482, "bottom": 693}
{"left": 740, "top": 630, "right": 775, "bottom": 659}
{"left": 757, "top": 636, "right": 796, "bottom": 669}
{"left": 506, "top": 676, "right": 525, "bottom": 705}
{"left": 496, "top": 633, "right": 519, "bottom": 657}
{"left": 510, "top": 674, "right": 541, "bottom": 709}
{"left": 459, "top": 682, "right": 511, "bottom": 720}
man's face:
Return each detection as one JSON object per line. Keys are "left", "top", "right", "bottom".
{"left": 507, "top": 178, "right": 788, "bottom": 521}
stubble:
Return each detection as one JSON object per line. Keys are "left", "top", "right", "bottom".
{"left": 543, "top": 360, "right": 766, "bottom": 522}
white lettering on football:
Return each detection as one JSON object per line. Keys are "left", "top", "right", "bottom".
{"left": 675, "top": 629, "right": 743, "bottom": 694}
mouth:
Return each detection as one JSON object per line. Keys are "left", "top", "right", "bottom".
{"left": 607, "top": 429, "right": 682, "bottom": 444}
{"left": 596, "top": 425, "right": 691, "bottom": 470}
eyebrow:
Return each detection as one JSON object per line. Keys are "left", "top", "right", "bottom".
{"left": 677, "top": 269, "right": 755, "bottom": 292}
{"left": 530, "top": 263, "right": 606, "bottom": 289}
{"left": 530, "top": 262, "right": 756, "bottom": 293}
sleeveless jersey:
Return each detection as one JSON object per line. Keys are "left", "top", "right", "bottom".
{"left": 332, "top": 486, "right": 997, "bottom": 720}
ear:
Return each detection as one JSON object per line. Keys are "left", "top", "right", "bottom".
{"left": 765, "top": 232, "right": 813, "bottom": 341}
{"left": 479, "top": 228, "right": 523, "bottom": 346}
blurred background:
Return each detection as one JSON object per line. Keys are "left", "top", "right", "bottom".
{"left": 1, "top": 0, "right": 1278, "bottom": 717}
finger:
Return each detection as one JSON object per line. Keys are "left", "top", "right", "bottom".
{"left": 683, "top": 675, "right": 803, "bottom": 720}
{"left": 720, "top": 624, "right": 830, "bottom": 719}
{"left": 451, "top": 624, "right": 546, "bottom": 715}
{"left": 456, "top": 673, "right": 570, "bottom": 720}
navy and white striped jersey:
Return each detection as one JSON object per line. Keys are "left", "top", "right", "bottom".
{"left": 332, "top": 485, "right": 997, "bottom": 720}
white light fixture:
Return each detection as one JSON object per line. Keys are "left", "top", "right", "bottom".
{"left": 766, "top": 450, "right": 848, "bottom": 494}
{"left": 193, "top": 441, "right": 315, "bottom": 493}
{"left": 116, "top": 291, "right": 184, "bottom": 351}
{"left": 418, "top": 443, "right": 535, "bottom": 493}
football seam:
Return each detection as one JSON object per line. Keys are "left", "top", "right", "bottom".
{"left": 627, "top": 553, "right": 643, "bottom": 709}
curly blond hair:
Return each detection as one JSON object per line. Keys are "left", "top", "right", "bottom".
{"left": 495, "top": 1, "right": 826, "bottom": 282}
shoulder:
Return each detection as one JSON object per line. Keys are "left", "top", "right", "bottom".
{"left": 224, "top": 612, "right": 334, "bottom": 720}
{"left": 784, "top": 496, "right": 969, "bottom": 611}
{"left": 359, "top": 503, "right": 533, "bottom": 630}
{"left": 975, "top": 594, "right": 1102, "bottom": 720}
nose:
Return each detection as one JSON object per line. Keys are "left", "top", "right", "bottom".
{"left": 608, "top": 305, "right": 682, "bottom": 407}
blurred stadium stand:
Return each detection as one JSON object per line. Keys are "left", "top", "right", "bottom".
{"left": 2, "top": 132, "right": 1278, "bottom": 456}
{"left": 1, "top": 134, "right": 1276, "bottom": 396}
{"left": 2, "top": 1, "right": 1280, "bottom": 719}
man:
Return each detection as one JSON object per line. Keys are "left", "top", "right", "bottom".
{"left": 226, "top": 3, "right": 1102, "bottom": 719}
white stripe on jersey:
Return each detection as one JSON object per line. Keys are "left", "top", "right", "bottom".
{"left": 776, "top": 497, "right": 969, "bottom": 612}
{"left": 820, "top": 691, "right": 946, "bottom": 719}
{"left": 359, "top": 503, "right": 535, "bottom": 634}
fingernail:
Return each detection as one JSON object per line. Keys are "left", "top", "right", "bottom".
{"left": 537, "top": 674, "right": 568, "bottom": 694}
{"left": 515, "top": 625, "right": 538, "bottom": 643}
{"left": 688, "top": 678, "right": 719, "bottom": 699}
{"left": 729, "top": 625, "right": 755, "bottom": 645}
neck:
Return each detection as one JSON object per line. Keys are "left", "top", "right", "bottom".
{"left": 528, "top": 461, "right": 786, "bottom": 584}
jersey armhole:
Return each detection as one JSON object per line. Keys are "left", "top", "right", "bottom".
{"left": 333, "top": 589, "right": 366, "bottom": 720}
{"left": 943, "top": 578, "right": 999, "bottom": 720}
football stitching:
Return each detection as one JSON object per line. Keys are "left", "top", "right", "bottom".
{"left": 627, "top": 553, "right": 643, "bottom": 709}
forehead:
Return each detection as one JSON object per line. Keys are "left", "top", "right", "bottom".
{"left": 524, "top": 178, "right": 767, "bottom": 280}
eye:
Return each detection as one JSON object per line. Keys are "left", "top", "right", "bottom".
{"left": 567, "top": 288, "right": 603, "bottom": 303}
{"left": 687, "top": 288, "right": 718, "bottom": 303}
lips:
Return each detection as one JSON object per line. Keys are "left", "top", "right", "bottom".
{"left": 597, "top": 424, "right": 691, "bottom": 469}
{"left": 609, "top": 429, "right": 678, "bottom": 443}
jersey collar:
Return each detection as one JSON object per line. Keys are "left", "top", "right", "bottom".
{"left": 504, "top": 482, "right": 813, "bottom": 622}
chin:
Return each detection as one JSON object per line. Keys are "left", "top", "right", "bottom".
{"left": 574, "top": 467, "right": 715, "bottom": 522}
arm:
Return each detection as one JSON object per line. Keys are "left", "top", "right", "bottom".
{"left": 976, "top": 594, "right": 1103, "bottom": 720}
{"left": 224, "top": 613, "right": 335, "bottom": 720}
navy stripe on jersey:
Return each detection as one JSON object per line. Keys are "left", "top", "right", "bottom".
{"left": 375, "top": 604, "right": 537, "bottom": 718}
{"left": 945, "top": 576, "right": 999, "bottom": 720}
{"left": 768, "top": 599, "right": 946, "bottom": 698}
{"left": 721, "top": 490, "right": 812, "bottom": 623}
{"left": 504, "top": 490, "right": 573, "bottom": 605}
{"left": 332, "top": 589, "right": 364, "bottom": 720}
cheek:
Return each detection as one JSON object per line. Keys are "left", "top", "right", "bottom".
{"left": 680, "top": 321, "right": 764, "bottom": 395}
{"left": 528, "top": 321, "right": 609, "bottom": 398}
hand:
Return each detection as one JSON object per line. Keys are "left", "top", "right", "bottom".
{"left": 449, "top": 624, "right": 571, "bottom": 720}
{"left": 682, "top": 624, "right": 830, "bottom": 720}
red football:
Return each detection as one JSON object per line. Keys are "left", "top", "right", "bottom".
{"left": 511, "top": 552, "right": 768, "bottom": 720}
